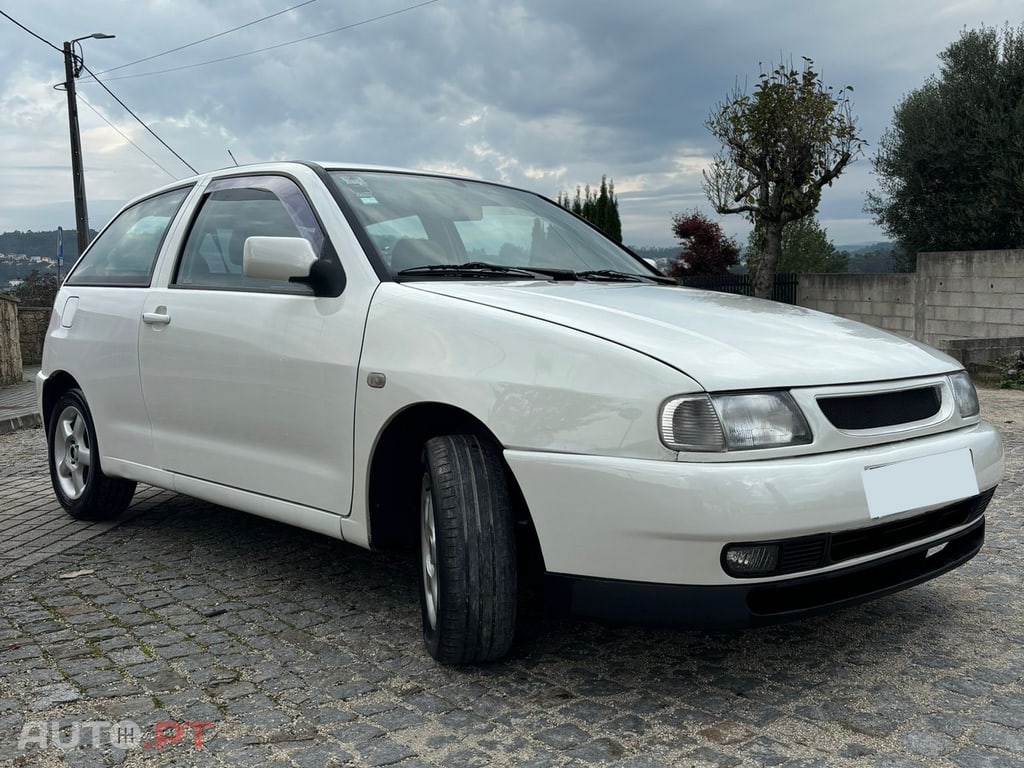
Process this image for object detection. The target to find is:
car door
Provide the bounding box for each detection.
[53,185,193,468]
[138,173,364,515]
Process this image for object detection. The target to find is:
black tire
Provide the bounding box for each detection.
[419,434,517,665]
[47,388,136,521]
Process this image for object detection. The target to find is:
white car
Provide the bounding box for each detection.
[39,162,1003,664]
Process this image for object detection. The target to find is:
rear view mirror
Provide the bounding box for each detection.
[243,236,317,281]
[243,236,345,297]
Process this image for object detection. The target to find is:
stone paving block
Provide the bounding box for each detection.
[2,392,1024,766]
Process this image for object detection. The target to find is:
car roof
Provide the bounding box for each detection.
[119,161,497,209]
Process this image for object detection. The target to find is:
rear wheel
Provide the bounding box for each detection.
[47,388,136,521]
[419,434,517,664]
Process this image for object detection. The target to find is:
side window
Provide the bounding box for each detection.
[174,175,325,292]
[66,186,191,287]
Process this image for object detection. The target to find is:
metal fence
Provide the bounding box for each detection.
[677,273,799,304]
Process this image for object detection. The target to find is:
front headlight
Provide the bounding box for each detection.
[660,391,812,452]
[948,371,980,418]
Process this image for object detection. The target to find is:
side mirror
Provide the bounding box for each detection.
[243,236,346,297]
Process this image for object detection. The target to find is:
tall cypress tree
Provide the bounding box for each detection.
[604,179,622,243]
[556,177,622,243]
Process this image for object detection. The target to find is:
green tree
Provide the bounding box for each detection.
[557,176,623,242]
[748,217,848,273]
[10,269,59,307]
[866,24,1024,266]
[702,58,865,297]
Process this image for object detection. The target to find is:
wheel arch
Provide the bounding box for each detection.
[365,402,545,569]
[41,370,82,433]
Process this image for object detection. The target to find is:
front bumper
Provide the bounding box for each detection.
[545,509,986,627]
[505,420,1003,586]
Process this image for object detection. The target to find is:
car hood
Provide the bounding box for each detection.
[406,281,959,390]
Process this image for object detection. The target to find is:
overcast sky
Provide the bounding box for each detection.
[1,0,1020,248]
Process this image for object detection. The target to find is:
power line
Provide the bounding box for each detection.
[79,63,199,174]
[91,0,440,82]
[94,0,321,76]
[77,93,180,180]
[0,9,62,52]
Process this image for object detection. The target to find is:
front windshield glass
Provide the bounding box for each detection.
[328,171,655,279]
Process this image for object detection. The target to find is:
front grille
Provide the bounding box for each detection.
[830,487,994,562]
[817,386,942,429]
[723,488,995,578]
[776,536,828,575]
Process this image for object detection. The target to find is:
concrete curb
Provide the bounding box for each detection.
[0,411,42,435]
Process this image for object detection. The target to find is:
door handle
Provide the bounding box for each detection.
[142,310,171,325]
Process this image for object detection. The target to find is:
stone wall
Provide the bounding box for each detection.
[798,249,1024,363]
[0,295,23,385]
[17,307,51,367]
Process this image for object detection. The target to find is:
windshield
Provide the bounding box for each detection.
[328,171,657,280]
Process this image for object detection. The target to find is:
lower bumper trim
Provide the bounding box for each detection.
[546,517,985,628]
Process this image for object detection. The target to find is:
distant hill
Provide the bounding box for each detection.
[0,229,99,287]
[837,241,894,254]
[0,229,96,261]
[840,242,901,273]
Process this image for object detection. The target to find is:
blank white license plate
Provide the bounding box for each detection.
[862,448,978,520]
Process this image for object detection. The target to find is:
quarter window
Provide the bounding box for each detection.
[66,186,191,287]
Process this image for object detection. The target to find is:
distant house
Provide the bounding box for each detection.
[8,279,24,289]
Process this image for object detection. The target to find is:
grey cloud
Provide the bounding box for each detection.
[2,0,1021,241]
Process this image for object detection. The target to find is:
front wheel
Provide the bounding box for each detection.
[47,388,136,521]
[419,434,517,665]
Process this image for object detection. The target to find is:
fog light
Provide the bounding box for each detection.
[723,544,780,576]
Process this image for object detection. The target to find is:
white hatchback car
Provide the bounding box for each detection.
[40,162,1003,664]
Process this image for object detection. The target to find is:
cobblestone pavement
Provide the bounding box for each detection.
[1,390,1022,768]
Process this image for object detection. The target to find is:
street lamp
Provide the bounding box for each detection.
[63,33,114,258]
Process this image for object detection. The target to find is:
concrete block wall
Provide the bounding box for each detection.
[798,249,1024,361]
[944,337,1024,369]
[17,307,51,367]
[0,295,23,385]
[916,250,1024,349]
[796,273,916,337]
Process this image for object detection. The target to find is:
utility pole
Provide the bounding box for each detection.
[63,41,89,259]
[62,34,114,259]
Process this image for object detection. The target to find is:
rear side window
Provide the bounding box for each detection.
[66,186,191,287]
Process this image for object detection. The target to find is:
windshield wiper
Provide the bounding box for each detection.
[396,262,674,284]
[396,262,576,280]
[575,269,674,284]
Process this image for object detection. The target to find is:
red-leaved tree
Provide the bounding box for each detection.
[667,211,740,277]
